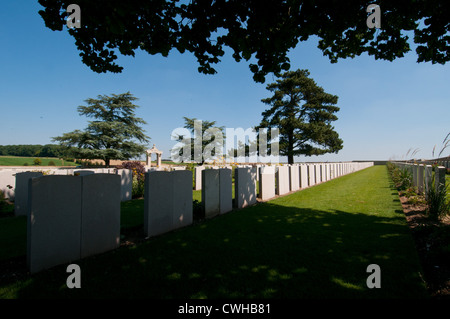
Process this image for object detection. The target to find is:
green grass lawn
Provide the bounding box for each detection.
[0,156,77,166]
[0,165,429,299]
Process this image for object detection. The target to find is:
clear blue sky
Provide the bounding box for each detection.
[1,1,449,163]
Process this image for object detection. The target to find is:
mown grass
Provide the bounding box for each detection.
[0,156,77,166]
[0,166,428,299]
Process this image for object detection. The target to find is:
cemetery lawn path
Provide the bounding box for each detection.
[0,165,429,299]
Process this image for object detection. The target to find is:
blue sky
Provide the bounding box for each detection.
[1,1,449,163]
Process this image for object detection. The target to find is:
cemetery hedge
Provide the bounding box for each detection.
[0,165,429,299]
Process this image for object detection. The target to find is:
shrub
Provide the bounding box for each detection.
[0,190,6,210]
[193,199,205,221]
[119,161,146,198]
[33,158,42,166]
[184,162,196,188]
[23,162,29,166]
[425,179,450,221]
[394,168,413,190]
[387,162,413,191]
[48,161,56,166]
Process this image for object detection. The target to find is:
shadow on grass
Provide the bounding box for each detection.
[8,200,428,299]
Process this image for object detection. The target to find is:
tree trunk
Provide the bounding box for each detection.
[288,129,294,164]
[105,158,110,168]
[288,154,294,165]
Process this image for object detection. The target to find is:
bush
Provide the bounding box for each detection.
[425,179,450,221]
[0,190,6,209]
[193,199,205,221]
[387,162,413,191]
[33,158,42,166]
[23,162,29,166]
[0,190,12,217]
[48,161,56,166]
[119,161,146,198]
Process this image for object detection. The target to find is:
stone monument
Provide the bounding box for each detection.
[146,144,163,168]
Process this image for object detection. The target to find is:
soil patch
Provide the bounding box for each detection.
[399,193,450,299]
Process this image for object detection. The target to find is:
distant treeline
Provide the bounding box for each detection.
[0,144,65,158]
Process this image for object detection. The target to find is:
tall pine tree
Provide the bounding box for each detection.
[258,69,343,164]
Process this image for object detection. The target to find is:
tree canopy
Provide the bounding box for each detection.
[52,92,150,167]
[258,69,343,164]
[38,0,450,83]
[0,144,65,158]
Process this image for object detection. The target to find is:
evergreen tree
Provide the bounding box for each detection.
[52,92,150,167]
[258,69,343,164]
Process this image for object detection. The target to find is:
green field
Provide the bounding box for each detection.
[0,156,77,167]
[0,165,428,299]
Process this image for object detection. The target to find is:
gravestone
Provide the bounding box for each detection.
[417,164,424,194]
[276,166,290,195]
[202,169,220,218]
[424,165,432,193]
[219,168,233,214]
[412,164,418,188]
[15,171,43,216]
[144,170,193,237]
[194,166,205,190]
[80,174,121,259]
[435,166,446,193]
[299,165,308,188]
[289,165,300,192]
[234,167,257,209]
[117,169,133,201]
[259,169,276,201]
[308,165,315,186]
[27,176,82,274]
[74,170,95,176]
[172,170,193,230]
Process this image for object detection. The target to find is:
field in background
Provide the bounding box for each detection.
[0,156,77,167]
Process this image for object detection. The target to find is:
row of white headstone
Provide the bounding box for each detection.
[392,162,447,194]
[257,162,374,201]
[192,162,374,191]
[22,162,373,273]
[152,162,375,235]
[0,168,133,218]
[0,167,131,203]
[411,160,450,169]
